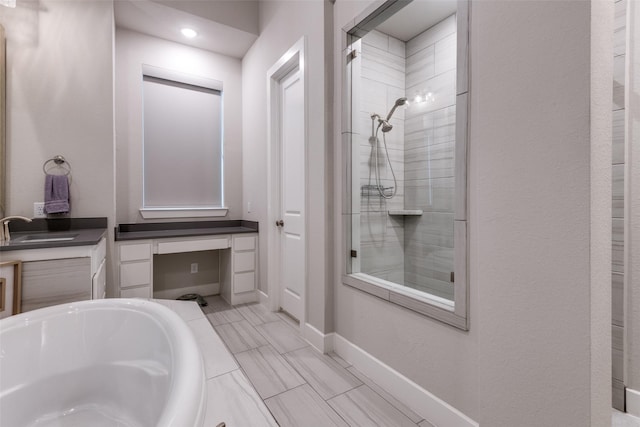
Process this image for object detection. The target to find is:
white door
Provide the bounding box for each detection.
[277,67,305,322]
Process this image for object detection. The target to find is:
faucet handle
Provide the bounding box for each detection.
[0,215,33,242]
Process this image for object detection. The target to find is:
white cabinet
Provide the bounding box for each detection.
[117,241,152,298]
[221,234,258,305]
[115,233,258,305]
[5,237,107,313]
[92,258,106,299]
[21,258,92,312]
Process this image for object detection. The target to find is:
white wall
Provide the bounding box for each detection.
[115,28,243,223]
[1,0,114,221]
[333,1,611,425]
[0,0,115,294]
[241,0,332,332]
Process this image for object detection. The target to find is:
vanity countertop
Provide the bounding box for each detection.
[0,218,108,252]
[114,220,259,241]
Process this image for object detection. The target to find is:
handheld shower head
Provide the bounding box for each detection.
[380,120,393,133]
[385,97,408,121]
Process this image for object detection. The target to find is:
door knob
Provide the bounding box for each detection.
[276,220,284,227]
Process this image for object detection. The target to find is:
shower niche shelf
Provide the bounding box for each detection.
[387,210,423,216]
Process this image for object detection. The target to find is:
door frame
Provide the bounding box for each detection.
[266,38,307,328]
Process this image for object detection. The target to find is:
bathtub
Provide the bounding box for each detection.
[0,299,206,427]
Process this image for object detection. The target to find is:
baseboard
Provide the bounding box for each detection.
[258,290,269,305]
[303,323,335,353]
[333,334,478,427]
[152,283,219,300]
[627,387,640,417]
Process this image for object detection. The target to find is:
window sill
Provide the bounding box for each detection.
[140,207,229,219]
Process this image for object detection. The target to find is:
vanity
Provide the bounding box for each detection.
[115,220,259,305]
[0,218,108,312]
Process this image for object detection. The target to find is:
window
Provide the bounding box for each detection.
[141,65,226,218]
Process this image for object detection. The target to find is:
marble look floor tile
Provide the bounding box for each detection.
[265,384,348,427]
[201,295,232,314]
[328,384,419,427]
[276,310,300,328]
[284,346,362,400]
[328,351,351,368]
[235,345,305,399]
[153,299,203,322]
[347,367,423,423]
[187,318,238,379]
[255,320,309,354]
[204,370,278,427]
[215,319,268,354]
[237,303,281,326]
[206,308,244,326]
[613,410,640,427]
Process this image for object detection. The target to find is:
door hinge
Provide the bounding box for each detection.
[350,250,358,258]
[450,271,455,283]
[347,50,358,62]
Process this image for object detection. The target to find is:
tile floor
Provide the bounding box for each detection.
[154,298,277,427]
[614,410,640,427]
[162,296,640,427]
[200,295,435,427]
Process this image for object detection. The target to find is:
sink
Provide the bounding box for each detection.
[13,233,78,243]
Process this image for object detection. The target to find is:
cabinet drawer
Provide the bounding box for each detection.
[234,271,255,294]
[120,243,151,262]
[234,235,256,251]
[157,237,229,254]
[234,252,255,273]
[120,262,151,288]
[120,286,151,299]
[22,258,92,312]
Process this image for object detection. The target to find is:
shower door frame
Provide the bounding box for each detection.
[341,0,470,330]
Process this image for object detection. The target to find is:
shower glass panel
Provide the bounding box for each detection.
[349,1,457,302]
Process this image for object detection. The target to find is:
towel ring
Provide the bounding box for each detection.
[43,155,71,176]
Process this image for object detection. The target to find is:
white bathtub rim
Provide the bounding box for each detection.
[0,298,206,427]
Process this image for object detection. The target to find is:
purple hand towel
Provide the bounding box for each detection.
[44,174,70,214]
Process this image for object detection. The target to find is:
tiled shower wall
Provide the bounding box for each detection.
[612,0,626,411]
[404,15,457,300]
[358,15,457,299]
[358,30,406,284]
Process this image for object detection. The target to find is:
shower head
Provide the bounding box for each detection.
[385,97,408,121]
[380,120,393,133]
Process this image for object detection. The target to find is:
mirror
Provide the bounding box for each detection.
[343,0,469,329]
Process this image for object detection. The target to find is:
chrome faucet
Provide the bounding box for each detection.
[0,216,33,242]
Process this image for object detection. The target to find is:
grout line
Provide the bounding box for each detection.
[263,382,308,402]
[347,366,425,424]
[201,302,421,426]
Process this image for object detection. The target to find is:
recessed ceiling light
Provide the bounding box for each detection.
[181,28,197,39]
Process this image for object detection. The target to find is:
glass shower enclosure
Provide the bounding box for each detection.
[349,3,458,303]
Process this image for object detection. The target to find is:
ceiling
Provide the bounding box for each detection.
[114,0,259,59]
[113,0,458,59]
[376,0,458,42]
